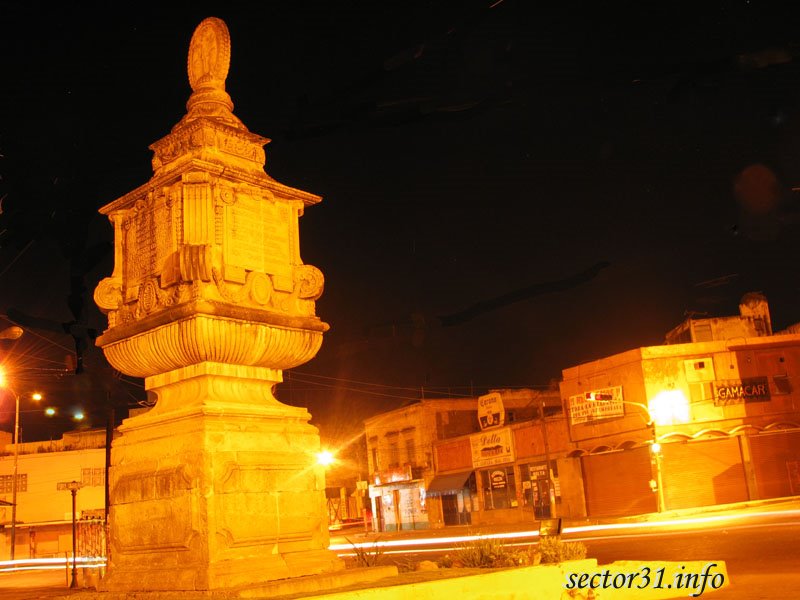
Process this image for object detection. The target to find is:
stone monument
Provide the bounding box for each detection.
[93,17,343,591]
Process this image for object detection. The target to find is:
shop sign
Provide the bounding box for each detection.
[470,427,515,468]
[714,378,770,406]
[528,462,548,480]
[478,392,504,430]
[568,386,624,425]
[490,469,507,489]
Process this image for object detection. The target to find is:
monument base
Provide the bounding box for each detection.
[100,362,344,592]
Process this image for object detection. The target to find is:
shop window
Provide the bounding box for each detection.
[693,322,712,342]
[0,473,26,493]
[773,375,792,395]
[405,438,416,465]
[389,442,400,467]
[689,382,713,403]
[480,466,516,510]
[371,447,379,471]
[81,467,105,487]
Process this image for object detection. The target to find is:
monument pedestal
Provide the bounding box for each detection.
[100,362,344,592]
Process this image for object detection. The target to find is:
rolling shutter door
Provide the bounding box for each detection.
[661,437,747,510]
[582,448,656,517]
[748,431,800,499]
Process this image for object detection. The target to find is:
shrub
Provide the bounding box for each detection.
[507,545,542,567]
[437,554,454,568]
[455,536,506,568]
[453,538,545,568]
[537,536,587,564]
[345,536,385,567]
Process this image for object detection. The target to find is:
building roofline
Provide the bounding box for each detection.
[562,332,800,378]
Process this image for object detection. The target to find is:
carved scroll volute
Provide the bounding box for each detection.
[94,277,123,314]
[94,212,125,314]
[294,265,324,300]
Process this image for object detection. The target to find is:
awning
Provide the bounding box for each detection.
[426,471,473,495]
[0,500,13,507]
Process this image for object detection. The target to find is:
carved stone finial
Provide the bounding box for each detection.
[188,17,230,91]
[181,17,244,130]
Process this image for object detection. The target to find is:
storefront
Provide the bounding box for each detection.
[426,471,475,526]
[661,437,748,510]
[748,430,800,498]
[582,447,657,517]
[520,460,560,518]
[368,479,428,531]
[431,416,580,526]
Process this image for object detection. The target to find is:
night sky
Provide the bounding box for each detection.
[1,1,800,444]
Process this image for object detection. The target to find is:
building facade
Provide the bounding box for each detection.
[560,295,800,517]
[364,390,547,531]
[0,429,107,560]
[431,412,586,527]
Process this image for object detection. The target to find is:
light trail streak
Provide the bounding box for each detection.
[331,509,800,552]
[0,556,106,573]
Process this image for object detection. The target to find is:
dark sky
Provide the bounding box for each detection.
[1,1,800,442]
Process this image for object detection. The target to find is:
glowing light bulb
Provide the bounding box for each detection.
[316,450,335,466]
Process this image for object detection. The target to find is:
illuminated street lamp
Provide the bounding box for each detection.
[0,357,44,560]
[6,385,44,560]
[316,450,335,467]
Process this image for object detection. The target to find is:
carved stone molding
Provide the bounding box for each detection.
[100,312,324,378]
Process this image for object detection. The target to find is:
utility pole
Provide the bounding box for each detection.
[540,398,556,518]
[10,391,20,561]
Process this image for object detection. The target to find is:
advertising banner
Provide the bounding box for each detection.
[470,427,515,468]
[478,392,505,430]
[568,386,624,425]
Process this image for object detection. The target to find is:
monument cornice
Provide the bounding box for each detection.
[97,298,329,347]
[99,157,321,217]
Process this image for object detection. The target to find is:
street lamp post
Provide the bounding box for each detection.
[539,398,557,519]
[585,396,666,512]
[11,392,19,561]
[0,325,24,560]
[10,389,20,561]
[65,480,83,589]
[6,388,43,561]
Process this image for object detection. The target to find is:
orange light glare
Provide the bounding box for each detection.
[316,450,335,466]
[32,393,43,401]
[648,390,690,426]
